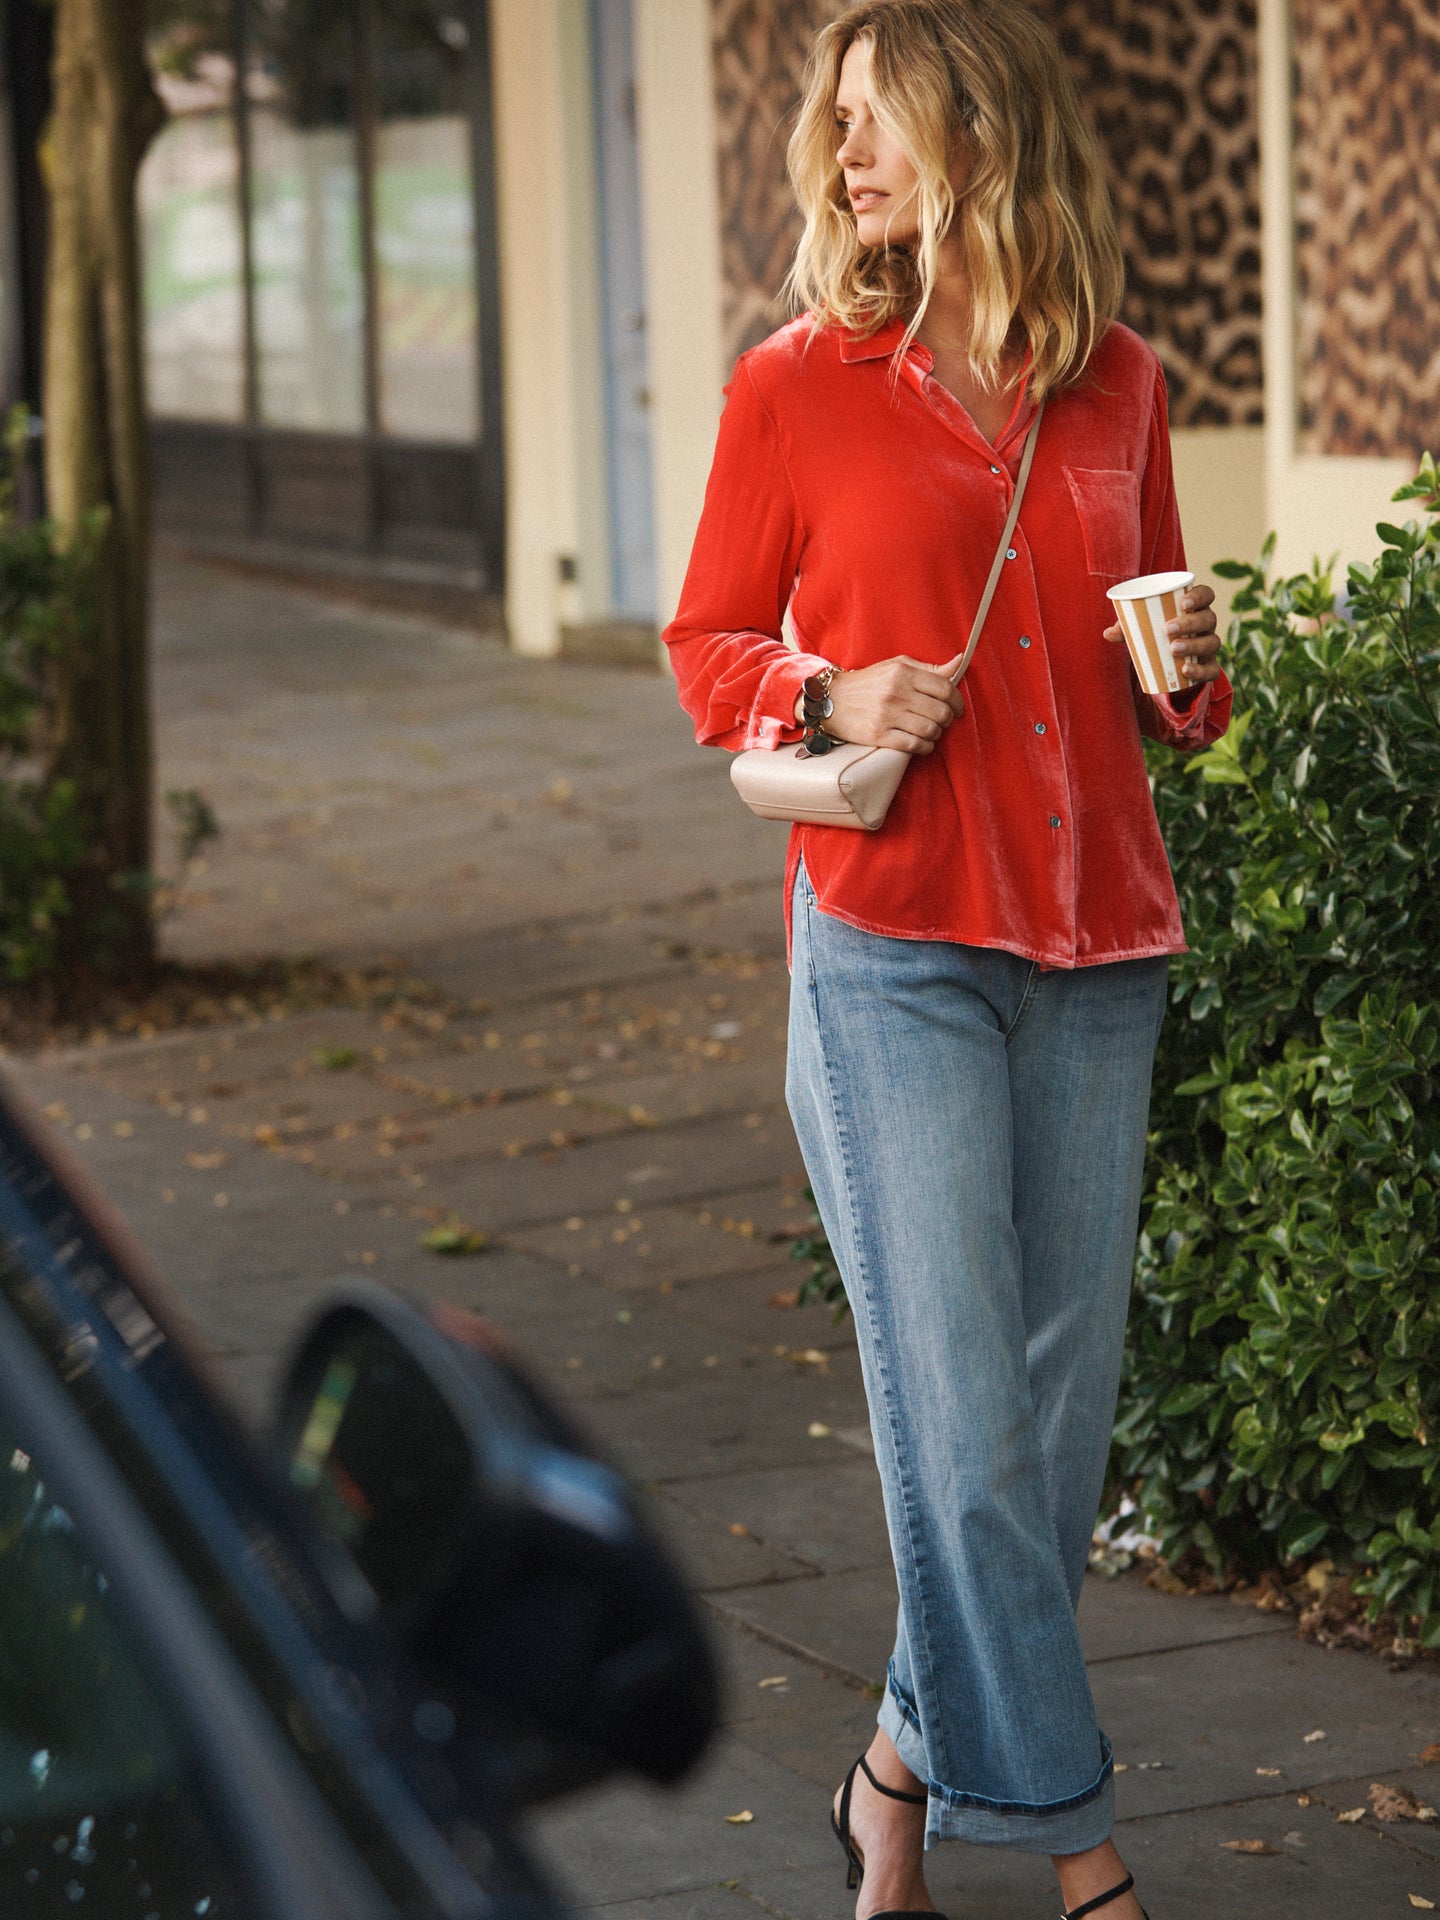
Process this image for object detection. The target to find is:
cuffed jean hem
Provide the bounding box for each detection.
[880,1670,1116,1856]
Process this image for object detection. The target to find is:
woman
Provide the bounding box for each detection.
[663,4,1231,1917]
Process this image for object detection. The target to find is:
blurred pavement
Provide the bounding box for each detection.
[6,556,1439,1920]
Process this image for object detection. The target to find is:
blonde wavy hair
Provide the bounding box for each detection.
[784,0,1126,403]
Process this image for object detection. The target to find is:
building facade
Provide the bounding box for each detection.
[496,0,1439,658]
[1,0,1434,655]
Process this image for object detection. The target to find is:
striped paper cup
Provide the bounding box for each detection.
[1105,570,1194,697]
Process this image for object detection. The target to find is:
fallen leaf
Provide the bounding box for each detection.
[1303,1729,1327,1744]
[1408,1897,1435,1910]
[1336,1808,1366,1824]
[1369,1783,1434,1824]
[314,1046,357,1069]
[420,1216,487,1256]
[768,1288,800,1309]
[807,1422,833,1439]
[1420,1744,1440,1766]
[756,1677,789,1690]
[724,1810,754,1825]
[1220,1839,1280,1855]
[1296,1794,1312,1807]
[728,1523,750,1538]
[1144,1565,1188,1596]
[185,1150,227,1170]
[1256,1767,1283,1778]
[1304,1559,1335,1593]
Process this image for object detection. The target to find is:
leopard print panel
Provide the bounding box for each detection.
[1293,0,1440,460]
[711,0,1264,429]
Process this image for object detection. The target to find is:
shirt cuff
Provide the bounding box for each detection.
[742,650,835,750]
[1151,679,1214,736]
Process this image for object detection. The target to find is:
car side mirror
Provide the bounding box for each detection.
[274,1283,718,1809]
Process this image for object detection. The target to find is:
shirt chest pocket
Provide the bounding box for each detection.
[1063,466,1142,581]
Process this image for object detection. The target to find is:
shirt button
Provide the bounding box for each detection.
[1049,814,1062,828]
[1006,547,1017,560]
[990,464,1001,474]
[1018,634,1032,648]
[1034,721,1047,735]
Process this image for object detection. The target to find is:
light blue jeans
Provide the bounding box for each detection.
[785,861,1169,1854]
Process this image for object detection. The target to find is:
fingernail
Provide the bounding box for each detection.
[1165,620,1179,636]
[1181,595,1194,611]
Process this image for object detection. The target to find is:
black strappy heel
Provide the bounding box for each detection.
[829,1752,949,1919]
[1061,1872,1149,1920]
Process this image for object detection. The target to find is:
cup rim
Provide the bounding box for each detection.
[1106,569,1195,602]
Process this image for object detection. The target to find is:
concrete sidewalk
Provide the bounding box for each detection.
[6,558,1439,1920]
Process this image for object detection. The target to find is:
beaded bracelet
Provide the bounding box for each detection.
[799,665,842,757]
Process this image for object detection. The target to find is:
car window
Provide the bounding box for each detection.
[0,1424,249,1917]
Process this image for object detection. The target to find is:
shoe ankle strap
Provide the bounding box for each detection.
[859,1754,928,1806]
[1062,1872,1134,1920]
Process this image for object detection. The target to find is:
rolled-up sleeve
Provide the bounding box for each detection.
[1131,359,1233,751]
[663,357,828,752]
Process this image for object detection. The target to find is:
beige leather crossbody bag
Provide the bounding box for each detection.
[729,398,1046,831]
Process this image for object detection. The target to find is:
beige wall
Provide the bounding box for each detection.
[489,0,610,657]
[1172,427,1267,628]
[491,0,724,656]
[633,0,727,635]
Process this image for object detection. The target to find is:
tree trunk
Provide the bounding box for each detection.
[42,0,163,977]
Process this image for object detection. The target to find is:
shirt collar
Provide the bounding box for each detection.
[837,317,913,363]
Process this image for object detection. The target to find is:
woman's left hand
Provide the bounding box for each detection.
[1103,582,1223,687]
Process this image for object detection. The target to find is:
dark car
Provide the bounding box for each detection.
[0,1070,719,1918]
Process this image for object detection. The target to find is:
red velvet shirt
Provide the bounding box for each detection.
[663,314,1233,968]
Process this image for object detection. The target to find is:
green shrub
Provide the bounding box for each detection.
[0,409,96,983]
[1118,453,1440,1638]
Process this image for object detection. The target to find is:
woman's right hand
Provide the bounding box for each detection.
[801,655,967,755]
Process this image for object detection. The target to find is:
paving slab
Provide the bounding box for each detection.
[400,1111,806,1236]
[512,1195,810,1293]
[1078,1572,1294,1663]
[579,1368,870,1487]
[643,1492,818,1597]
[1306,1770,1440,1860]
[1112,1788,1440,1920]
[662,1459,892,1577]
[415,888,788,1010]
[706,1567,897,1688]
[566,1892,759,1920]
[1093,1630,1440,1818]
[529,1737,837,1907]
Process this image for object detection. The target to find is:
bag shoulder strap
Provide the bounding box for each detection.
[951,396,1046,686]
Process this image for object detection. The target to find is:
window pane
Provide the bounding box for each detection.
[140,63,246,422]
[0,1437,250,1913]
[248,1,365,433]
[374,3,479,443]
